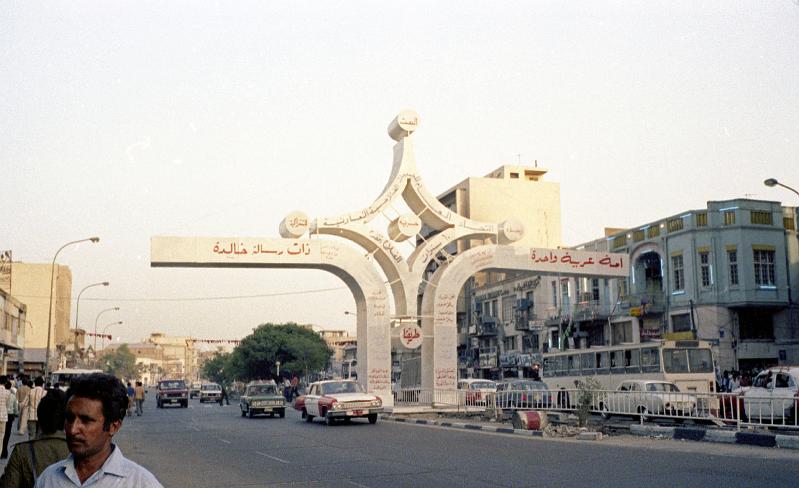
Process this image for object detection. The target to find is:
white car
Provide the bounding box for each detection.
[294,380,383,425]
[599,380,697,421]
[457,378,497,406]
[199,383,223,403]
[739,366,799,424]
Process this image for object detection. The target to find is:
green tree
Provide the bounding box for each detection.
[100,344,139,380]
[201,352,231,385]
[227,322,332,381]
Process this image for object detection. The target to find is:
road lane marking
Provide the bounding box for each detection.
[345,480,370,488]
[255,451,290,464]
[219,439,231,444]
[190,426,201,431]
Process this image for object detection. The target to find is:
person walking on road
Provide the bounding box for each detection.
[2,377,18,458]
[26,377,45,439]
[16,378,30,436]
[134,381,146,416]
[218,385,230,406]
[290,375,299,401]
[0,389,70,487]
[126,382,135,417]
[34,373,164,487]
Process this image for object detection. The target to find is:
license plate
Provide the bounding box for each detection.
[262,407,272,411]
[168,399,177,403]
[347,410,364,416]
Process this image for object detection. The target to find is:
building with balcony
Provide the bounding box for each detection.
[465,198,799,378]
[0,287,26,374]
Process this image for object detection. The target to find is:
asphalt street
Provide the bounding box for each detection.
[86,396,798,488]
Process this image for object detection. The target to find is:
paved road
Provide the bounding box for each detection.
[97,396,798,488]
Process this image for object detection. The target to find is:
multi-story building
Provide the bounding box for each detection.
[421,164,562,381]
[318,329,357,376]
[2,262,73,374]
[0,287,26,374]
[145,332,196,380]
[466,198,799,378]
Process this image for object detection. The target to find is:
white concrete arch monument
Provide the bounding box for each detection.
[151,110,629,404]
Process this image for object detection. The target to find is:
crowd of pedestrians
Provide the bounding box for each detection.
[717,369,758,392]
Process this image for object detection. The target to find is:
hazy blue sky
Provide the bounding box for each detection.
[2,1,797,347]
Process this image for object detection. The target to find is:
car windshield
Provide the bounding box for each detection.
[160,381,184,389]
[247,385,276,395]
[646,383,680,392]
[504,382,546,391]
[321,382,363,395]
[471,381,496,390]
[202,384,220,390]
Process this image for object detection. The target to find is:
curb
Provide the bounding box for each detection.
[628,424,799,450]
[382,415,547,439]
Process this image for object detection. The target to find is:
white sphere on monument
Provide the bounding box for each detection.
[387,110,420,141]
[279,211,310,238]
[388,214,422,242]
[499,219,524,244]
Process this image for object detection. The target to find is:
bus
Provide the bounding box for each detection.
[541,340,716,395]
[50,368,103,390]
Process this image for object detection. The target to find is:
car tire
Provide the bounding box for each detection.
[326,415,335,426]
[182,401,188,408]
[157,400,162,409]
[600,403,611,420]
[248,409,254,418]
[303,410,313,423]
[241,408,246,417]
[278,409,285,418]
[368,413,378,424]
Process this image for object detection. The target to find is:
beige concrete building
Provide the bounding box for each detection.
[145,332,196,381]
[0,287,26,374]
[2,262,73,374]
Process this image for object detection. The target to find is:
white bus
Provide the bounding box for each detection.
[50,368,103,390]
[541,340,716,395]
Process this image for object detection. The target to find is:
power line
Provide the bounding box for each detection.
[9,286,347,303]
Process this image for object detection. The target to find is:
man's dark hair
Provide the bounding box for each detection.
[67,373,128,430]
[37,390,66,435]
[34,376,44,387]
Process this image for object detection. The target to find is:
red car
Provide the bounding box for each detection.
[295,380,383,425]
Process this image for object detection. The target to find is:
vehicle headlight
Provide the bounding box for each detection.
[371,399,382,407]
[332,402,344,410]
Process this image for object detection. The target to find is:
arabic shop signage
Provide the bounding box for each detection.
[399,324,423,349]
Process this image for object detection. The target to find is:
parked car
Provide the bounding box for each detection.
[496,379,551,409]
[457,379,497,406]
[240,380,285,418]
[199,383,223,403]
[156,379,189,408]
[739,366,799,424]
[190,381,202,399]
[294,380,382,425]
[599,380,697,421]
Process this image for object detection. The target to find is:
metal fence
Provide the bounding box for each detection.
[394,387,799,430]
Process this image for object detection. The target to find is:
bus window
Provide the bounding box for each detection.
[580,353,594,375]
[595,352,609,375]
[641,347,660,373]
[567,355,577,374]
[624,349,641,374]
[610,350,625,374]
[663,348,689,373]
[687,349,713,373]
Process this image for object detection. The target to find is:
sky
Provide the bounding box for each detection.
[2,1,798,347]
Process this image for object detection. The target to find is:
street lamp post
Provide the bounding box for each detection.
[45,237,100,377]
[101,321,124,351]
[764,178,799,199]
[74,281,109,359]
[93,306,119,353]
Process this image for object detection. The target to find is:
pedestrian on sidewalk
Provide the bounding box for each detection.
[16,378,30,436]
[26,377,45,439]
[2,377,18,458]
[126,382,135,417]
[134,381,146,416]
[0,376,9,458]
[0,389,69,487]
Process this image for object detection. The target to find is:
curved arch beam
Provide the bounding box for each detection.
[150,236,393,405]
[420,245,629,390]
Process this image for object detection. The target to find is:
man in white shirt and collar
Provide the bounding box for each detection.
[35,373,163,487]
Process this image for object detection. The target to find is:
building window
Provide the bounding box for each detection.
[633,229,645,242]
[510,172,519,179]
[753,249,775,286]
[591,279,600,301]
[504,336,517,351]
[672,313,692,333]
[502,296,514,323]
[699,251,712,287]
[671,255,685,291]
[783,217,795,230]
[750,211,773,225]
[667,218,684,233]
[695,213,708,227]
[738,309,774,340]
[727,250,739,286]
[723,211,736,226]
[612,235,627,249]
[647,226,661,238]
[551,281,558,308]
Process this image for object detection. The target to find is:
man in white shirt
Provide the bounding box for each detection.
[34,373,163,487]
[27,376,46,439]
